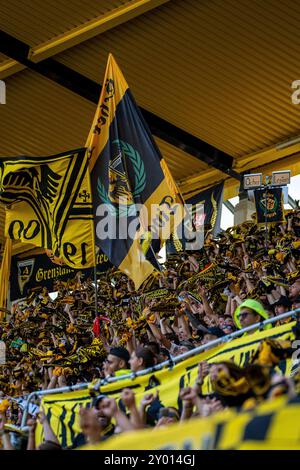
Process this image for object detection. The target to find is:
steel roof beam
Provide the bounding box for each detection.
[0,0,171,78]
[0,30,240,180]
[223,200,235,214]
[288,195,297,209]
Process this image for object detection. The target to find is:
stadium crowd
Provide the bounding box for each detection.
[1,208,300,449]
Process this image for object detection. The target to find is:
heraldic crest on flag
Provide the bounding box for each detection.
[87,54,185,288]
[17,259,35,295]
[186,182,224,235]
[0,148,95,269]
[254,187,285,224]
[166,182,223,256]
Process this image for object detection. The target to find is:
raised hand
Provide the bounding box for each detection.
[27,417,37,433]
[140,391,158,409]
[0,412,6,432]
[121,388,136,409]
[197,285,207,297]
[37,407,47,424]
[100,397,118,418]
[179,386,198,406]
[197,361,210,385]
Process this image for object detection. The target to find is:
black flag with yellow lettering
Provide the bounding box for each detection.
[87,54,184,289]
[0,149,95,269]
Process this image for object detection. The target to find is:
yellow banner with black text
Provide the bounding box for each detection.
[36,322,297,448]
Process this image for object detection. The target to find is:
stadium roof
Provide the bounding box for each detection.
[1,0,300,254]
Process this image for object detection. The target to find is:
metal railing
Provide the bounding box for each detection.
[20,307,300,428]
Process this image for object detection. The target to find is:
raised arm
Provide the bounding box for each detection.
[0,413,14,450]
[121,388,144,430]
[143,307,172,350]
[197,285,215,318]
[101,398,135,432]
[26,417,37,450]
[38,407,60,445]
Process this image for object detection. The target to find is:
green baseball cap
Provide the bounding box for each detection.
[234,299,271,330]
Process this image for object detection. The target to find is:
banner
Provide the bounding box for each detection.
[0,149,95,269]
[166,182,223,256]
[186,182,224,234]
[35,389,91,448]
[82,394,300,450]
[86,54,185,289]
[36,321,296,448]
[9,252,111,301]
[254,187,285,224]
[0,237,12,311]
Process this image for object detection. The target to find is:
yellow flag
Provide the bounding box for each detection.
[0,149,94,269]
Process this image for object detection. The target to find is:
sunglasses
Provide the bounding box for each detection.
[158,408,179,420]
[238,311,252,319]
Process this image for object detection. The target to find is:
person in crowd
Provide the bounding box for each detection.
[201,327,226,345]
[272,295,292,325]
[129,346,156,373]
[103,347,131,378]
[155,406,180,428]
[1,208,299,448]
[289,279,300,301]
[71,393,116,448]
[233,299,271,334]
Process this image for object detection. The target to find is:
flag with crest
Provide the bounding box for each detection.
[254,187,285,224]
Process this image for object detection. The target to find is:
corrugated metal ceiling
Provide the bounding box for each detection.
[54,0,300,159]
[154,137,208,180]
[1,0,300,255]
[0,0,131,46]
[0,69,95,156]
[0,52,8,61]
[0,69,203,181]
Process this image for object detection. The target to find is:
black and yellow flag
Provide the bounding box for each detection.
[254,187,285,224]
[0,149,95,269]
[87,54,184,289]
[186,182,224,232]
[166,182,223,255]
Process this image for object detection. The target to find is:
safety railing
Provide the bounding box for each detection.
[20,307,300,428]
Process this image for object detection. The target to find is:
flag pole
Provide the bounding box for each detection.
[0,237,12,317]
[85,148,99,319]
[93,247,98,319]
[264,177,270,253]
